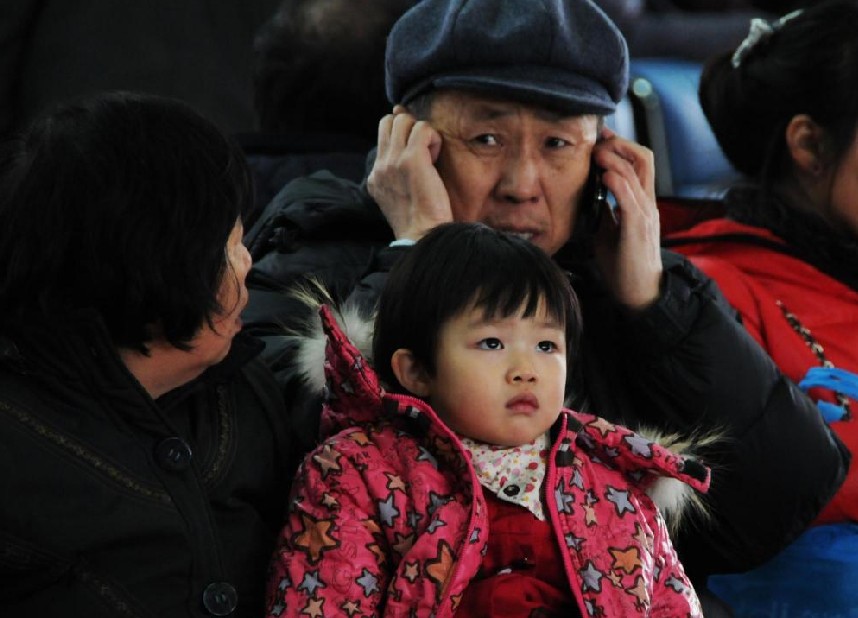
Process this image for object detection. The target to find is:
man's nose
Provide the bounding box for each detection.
[497,147,541,204]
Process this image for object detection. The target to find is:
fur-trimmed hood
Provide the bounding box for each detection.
[284,293,710,527]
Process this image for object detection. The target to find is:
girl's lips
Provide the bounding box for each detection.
[506,393,539,413]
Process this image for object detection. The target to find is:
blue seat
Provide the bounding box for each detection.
[604,94,636,142]
[628,58,741,198]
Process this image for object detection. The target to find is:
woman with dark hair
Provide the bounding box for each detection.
[664,1,858,613]
[0,92,295,616]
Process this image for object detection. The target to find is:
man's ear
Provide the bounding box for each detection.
[785,114,830,176]
[390,349,432,397]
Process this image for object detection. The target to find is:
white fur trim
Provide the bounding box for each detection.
[292,310,326,393]
[636,425,718,534]
[648,476,697,521]
[285,282,376,393]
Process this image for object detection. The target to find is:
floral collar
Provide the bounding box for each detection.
[460,433,549,521]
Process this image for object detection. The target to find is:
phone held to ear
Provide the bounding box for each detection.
[592,167,618,228]
[571,161,619,243]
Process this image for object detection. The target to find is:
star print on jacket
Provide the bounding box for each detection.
[265,305,711,617]
[292,514,339,564]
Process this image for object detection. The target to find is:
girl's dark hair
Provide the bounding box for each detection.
[373,222,582,395]
[699,0,858,190]
[0,91,252,351]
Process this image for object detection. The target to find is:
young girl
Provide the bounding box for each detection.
[266,222,708,617]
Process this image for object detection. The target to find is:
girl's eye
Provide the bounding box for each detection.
[537,340,558,353]
[478,337,504,350]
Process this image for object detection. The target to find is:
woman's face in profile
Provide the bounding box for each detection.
[828,130,858,236]
[190,219,252,367]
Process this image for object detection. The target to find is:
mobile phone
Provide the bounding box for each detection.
[592,168,618,228]
[570,160,618,248]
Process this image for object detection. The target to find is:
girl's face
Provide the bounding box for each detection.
[424,299,567,447]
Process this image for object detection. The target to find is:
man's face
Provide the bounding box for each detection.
[429,90,599,255]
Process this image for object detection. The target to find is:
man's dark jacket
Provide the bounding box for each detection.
[0,313,296,617]
[243,171,848,583]
[236,132,373,226]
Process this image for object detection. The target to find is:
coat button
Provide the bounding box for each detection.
[155,437,192,472]
[503,484,521,497]
[202,581,238,616]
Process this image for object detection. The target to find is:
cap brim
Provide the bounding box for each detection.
[402,65,617,116]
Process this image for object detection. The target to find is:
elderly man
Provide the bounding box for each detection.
[245,0,846,612]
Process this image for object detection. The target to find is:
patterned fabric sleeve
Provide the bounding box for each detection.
[265,439,389,618]
[648,508,704,617]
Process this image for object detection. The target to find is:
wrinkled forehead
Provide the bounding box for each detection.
[427,90,601,133]
[431,89,592,119]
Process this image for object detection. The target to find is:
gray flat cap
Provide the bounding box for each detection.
[385,0,629,115]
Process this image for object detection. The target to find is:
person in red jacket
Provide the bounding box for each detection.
[664,1,858,613]
[267,222,710,617]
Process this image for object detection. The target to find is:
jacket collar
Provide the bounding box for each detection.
[725,186,858,291]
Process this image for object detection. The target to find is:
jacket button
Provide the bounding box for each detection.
[202,581,238,616]
[155,437,192,472]
[503,484,521,497]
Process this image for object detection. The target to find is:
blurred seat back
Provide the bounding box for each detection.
[629,58,741,198]
[604,94,636,141]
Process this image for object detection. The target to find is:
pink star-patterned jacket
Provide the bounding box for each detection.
[265,306,710,617]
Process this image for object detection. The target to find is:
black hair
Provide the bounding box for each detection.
[373,222,582,396]
[0,91,252,351]
[699,0,858,192]
[253,0,414,138]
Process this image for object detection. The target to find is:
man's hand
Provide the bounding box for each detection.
[367,106,453,241]
[591,128,662,311]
